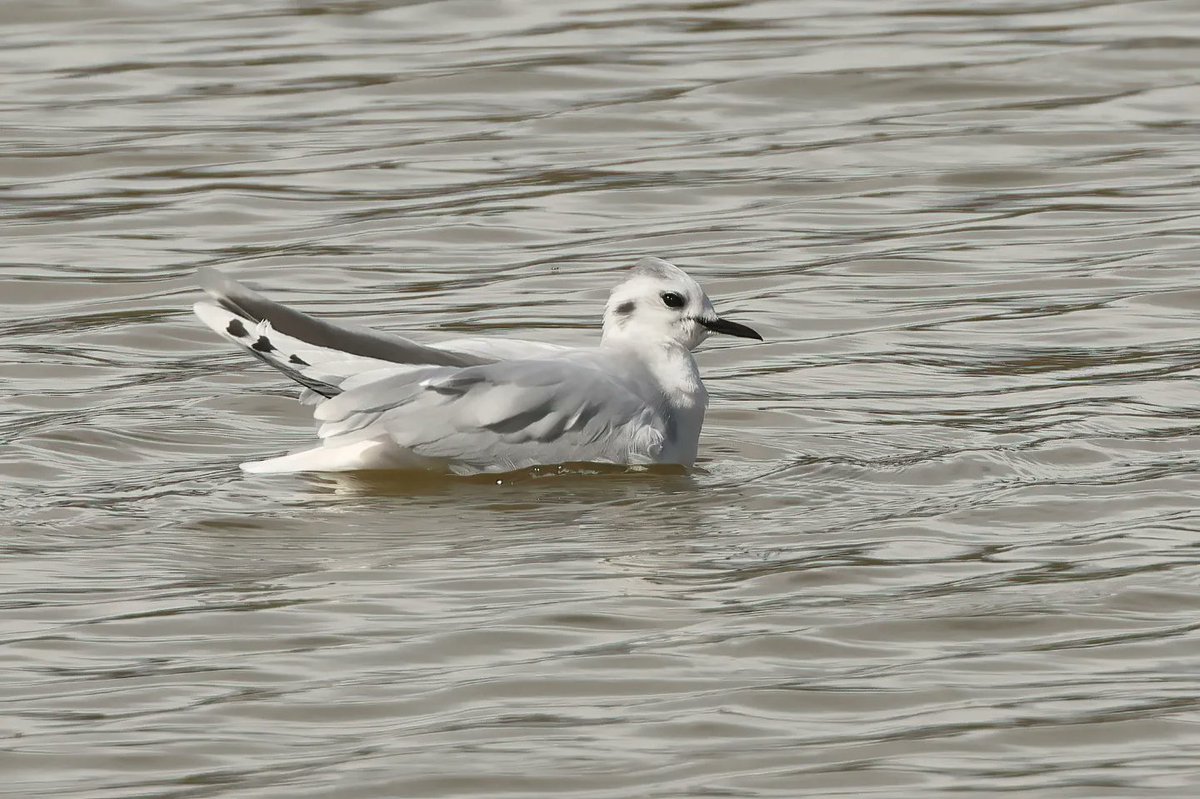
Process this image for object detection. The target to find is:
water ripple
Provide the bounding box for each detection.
[4,0,1200,797]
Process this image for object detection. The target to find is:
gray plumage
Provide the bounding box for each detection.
[311,354,668,474]
[198,267,490,369]
[192,258,761,475]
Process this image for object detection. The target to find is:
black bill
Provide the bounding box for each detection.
[699,316,763,341]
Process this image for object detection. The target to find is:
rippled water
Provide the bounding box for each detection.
[5,0,1200,796]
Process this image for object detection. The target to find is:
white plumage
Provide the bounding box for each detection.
[193,257,761,475]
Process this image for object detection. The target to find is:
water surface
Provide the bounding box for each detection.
[4,0,1200,796]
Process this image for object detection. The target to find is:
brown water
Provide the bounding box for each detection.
[4,0,1200,796]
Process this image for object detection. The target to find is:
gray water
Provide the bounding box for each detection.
[4,1,1200,796]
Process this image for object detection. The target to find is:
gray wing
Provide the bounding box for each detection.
[198,267,488,369]
[312,356,668,473]
[195,270,583,408]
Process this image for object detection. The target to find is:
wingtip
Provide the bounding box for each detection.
[192,300,225,328]
[192,301,241,339]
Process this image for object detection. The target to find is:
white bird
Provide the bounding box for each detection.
[193,257,762,475]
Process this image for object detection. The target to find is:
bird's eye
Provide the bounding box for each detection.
[661,291,685,309]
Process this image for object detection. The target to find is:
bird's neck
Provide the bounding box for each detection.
[604,336,708,412]
[601,334,708,467]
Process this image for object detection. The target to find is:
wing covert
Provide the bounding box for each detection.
[312,355,667,473]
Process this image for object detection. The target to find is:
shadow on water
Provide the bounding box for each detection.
[307,461,695,498]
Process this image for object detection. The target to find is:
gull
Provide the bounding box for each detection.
[193,257,762,475]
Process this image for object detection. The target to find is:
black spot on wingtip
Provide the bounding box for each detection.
[226,318,248,337]
[289,354,308,366]
[251,335,276,353]
[614,300,635,316]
